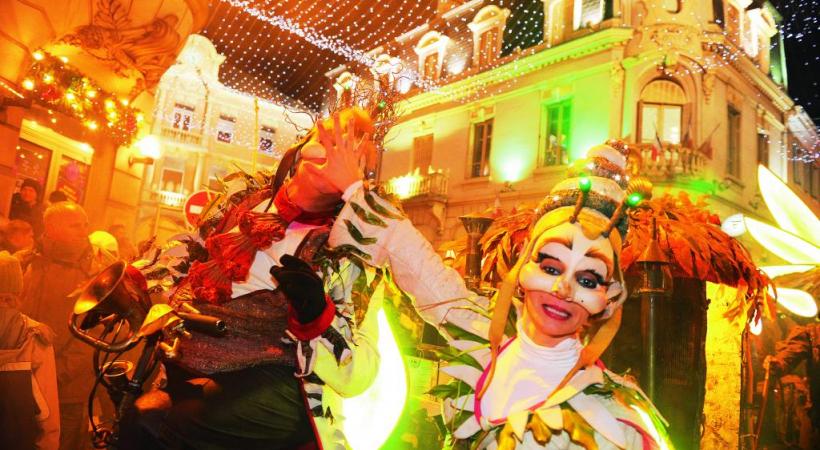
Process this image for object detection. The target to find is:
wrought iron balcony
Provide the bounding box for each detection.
[160,126,203,146]
[632,143,710,182]
[383,169,449,200]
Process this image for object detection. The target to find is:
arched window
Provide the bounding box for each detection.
[468,5,510,67]
[414,31,449,81]
[638,80,686,144]
[573,0,604,30]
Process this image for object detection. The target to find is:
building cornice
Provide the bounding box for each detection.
[401,28,634,113]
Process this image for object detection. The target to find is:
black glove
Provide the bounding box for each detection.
[270,254,327,324]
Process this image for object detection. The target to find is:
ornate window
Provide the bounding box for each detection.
[468,5,510,67]
[573,0,604,30]
[638,80,686,145]
[470,119,493,178]
[259,126,276,156]
[540,99,572,167]
[370,54,402,91]
[727,106,741,178]
[415,31,449,82]
[216,115,236,144]
[172,103,194,131]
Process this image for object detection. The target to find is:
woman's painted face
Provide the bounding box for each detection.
[518,222,621,337]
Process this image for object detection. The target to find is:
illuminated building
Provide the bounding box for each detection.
[134,35,314,243]
[325,0,818,247]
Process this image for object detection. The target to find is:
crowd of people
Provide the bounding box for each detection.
[1,182,138,450]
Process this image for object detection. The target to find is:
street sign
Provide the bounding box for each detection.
[184,190,218,228]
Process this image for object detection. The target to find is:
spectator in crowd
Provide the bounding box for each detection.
[0,219,34,254]
[107,224,138,262]
[0,251,60,450]
[19,202,96,450]
[47,190,68,206]
[9,179,45,238]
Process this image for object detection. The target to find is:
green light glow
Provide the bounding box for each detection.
[626,193,642,207]
[578,177,591,193]
[758,165,820,247]
[491,151,532,183]
[343,309,407,450]
[744,217,820,264]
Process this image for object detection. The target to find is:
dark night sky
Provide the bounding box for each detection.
[775,0,820,122]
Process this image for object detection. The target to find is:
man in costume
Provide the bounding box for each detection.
[328,141,671,449]
[127,109,393,450]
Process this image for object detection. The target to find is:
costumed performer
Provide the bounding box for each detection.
[125,108,396,450]
[326,140,672,449]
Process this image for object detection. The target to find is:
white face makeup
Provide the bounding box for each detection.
[518,222,620,315]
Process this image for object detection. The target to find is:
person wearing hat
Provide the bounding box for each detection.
[9,178,45,238]
[0,251,60,450]
[327,141,671,449]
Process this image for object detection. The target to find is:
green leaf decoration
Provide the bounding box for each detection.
[344,219,378,245]
[364,190,404,220]
[435,348,484,371]
[350,202,387,227]
[427,379,472,399]
[442,321,489,345]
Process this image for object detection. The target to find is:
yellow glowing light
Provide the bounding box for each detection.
[85,120,98,130]
[760,265,815,278]
[744,217,820,264]
[108,111,118,120]
[59,56,68,63]
[343,309,407,450]
[136,113,145,123]
[776,288,818,317]
[32,51,44,61]
[758,165,820,246]
[120,98,129,106]
[104,99,116,110]
[388,169,421,199]
[136,135,162,159]
[65,92,76,102]
[86,89,97,99]
[42,73,53,83]
[22,79,35,90]
[50,118,57,124]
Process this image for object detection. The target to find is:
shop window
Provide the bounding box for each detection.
[470,119,493,178]
[540,99,572,167]
[639,80,686,145]
[14,140,52,194]
[216,115,236,143]
[172,103,194,131]
[56,156,90,204]
[259,126,276,156]
[727,106,741,178]
[412,134,434,171]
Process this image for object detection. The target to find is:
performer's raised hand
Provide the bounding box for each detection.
[285,112,374,213]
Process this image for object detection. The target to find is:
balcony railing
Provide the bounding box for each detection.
[160,126,202,146]
[384,169,449,200]
[634,143,709,182]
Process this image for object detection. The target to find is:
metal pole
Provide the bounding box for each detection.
[642,291,658,401]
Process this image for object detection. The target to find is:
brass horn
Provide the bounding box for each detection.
[70,261,151,352]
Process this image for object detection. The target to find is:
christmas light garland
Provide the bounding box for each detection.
[21,50,142,146]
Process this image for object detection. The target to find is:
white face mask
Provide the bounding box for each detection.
[518,222,623,315]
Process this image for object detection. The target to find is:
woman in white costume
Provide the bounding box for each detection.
[330,140,672,449]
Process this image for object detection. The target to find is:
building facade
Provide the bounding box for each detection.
[326,0,818,248]
[135,35,314,244]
